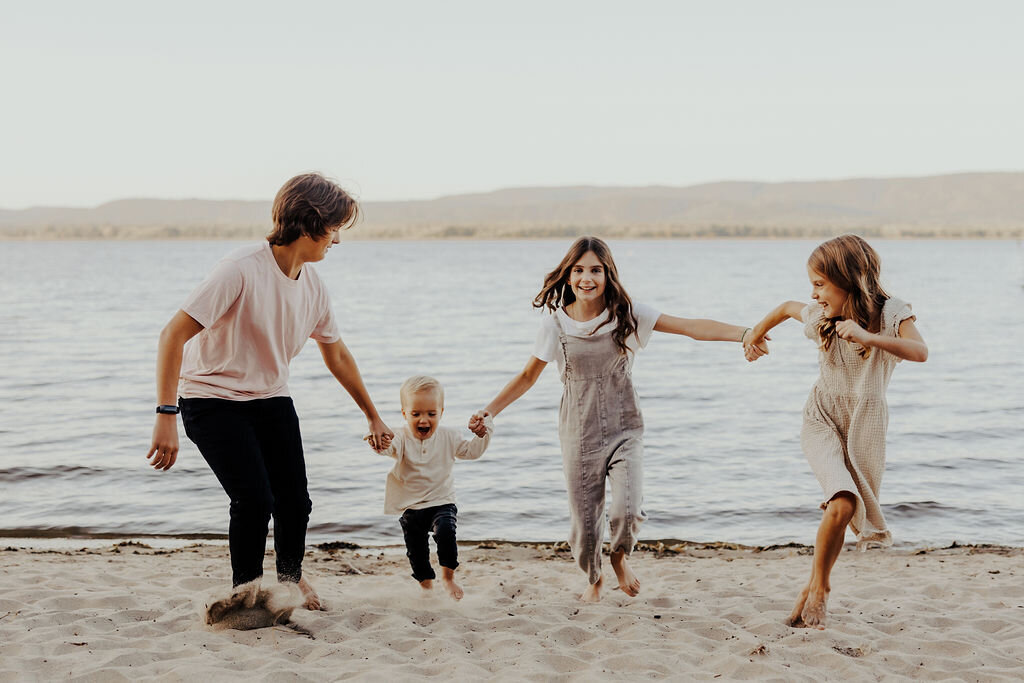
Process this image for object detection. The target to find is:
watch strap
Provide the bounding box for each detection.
[156,404,180,415]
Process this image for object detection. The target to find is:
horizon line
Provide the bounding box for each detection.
[3,169,1022,213]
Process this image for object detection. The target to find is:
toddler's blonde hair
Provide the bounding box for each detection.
[400,375,444,408]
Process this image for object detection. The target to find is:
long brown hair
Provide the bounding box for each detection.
[808,234,889,359]
[533,236,638,355]
[268,172,360,246]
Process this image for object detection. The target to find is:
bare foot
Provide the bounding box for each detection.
[297,576,325,611]
[441,568,463,600]
[786,582,810,627]
[610,550,640,597]
[442,577,463,601]
[419,579,434,591]
[800,588,829,629]
[580,576,603,603]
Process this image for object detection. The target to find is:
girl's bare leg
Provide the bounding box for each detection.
[789,492,856,629]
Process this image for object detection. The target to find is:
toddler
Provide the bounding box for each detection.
[369,375,491,600]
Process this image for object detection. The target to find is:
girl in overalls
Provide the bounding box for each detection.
[475,236,763,602]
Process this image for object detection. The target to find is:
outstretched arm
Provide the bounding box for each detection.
[481,356,548,418]
[653,314,750,342]
[147,310,204,471]
[751,301,806,336]
[654,313,770,361]
[836,317,928,362]
[317,339,394,450]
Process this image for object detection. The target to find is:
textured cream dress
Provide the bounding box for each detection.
[800,297,915,549]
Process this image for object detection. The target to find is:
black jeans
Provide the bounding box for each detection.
[180,396,311,587]
[399,503,459,582]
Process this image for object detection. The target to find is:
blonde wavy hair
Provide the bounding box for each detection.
[808,234,889,359]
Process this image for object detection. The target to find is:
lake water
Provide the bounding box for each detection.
[1,239,1022,548]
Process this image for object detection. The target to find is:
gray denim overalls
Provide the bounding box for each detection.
[554,314,647,585]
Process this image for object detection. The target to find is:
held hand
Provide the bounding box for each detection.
[835,319,871,346]
[742,331,771,363]
[468,410,490,438]
[147,415,179,471]
[365,417,394,453]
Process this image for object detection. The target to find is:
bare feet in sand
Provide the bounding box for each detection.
[580,576,603,603]
[787,582,828,629]
[441,568,463,601]
[786,582,810,627]
[419,579,434,591]
[297,576,325,611]
[800,588,829,629]
[610,550,640,597]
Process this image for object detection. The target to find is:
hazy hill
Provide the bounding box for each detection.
[2,172,1022,239]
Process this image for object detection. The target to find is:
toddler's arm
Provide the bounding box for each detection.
[455,415,494,461]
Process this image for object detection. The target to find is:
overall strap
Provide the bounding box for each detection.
[552,310,572,380]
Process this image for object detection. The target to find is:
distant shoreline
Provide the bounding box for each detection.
[3,173,1024,240]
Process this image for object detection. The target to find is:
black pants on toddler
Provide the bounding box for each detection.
[399,503,459,582]
[180,396,312,587]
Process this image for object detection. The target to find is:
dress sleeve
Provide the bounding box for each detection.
[455,416,493,461]
[532,314,560,363]
[885,298,915,337]
[884,298,915,363]
[181,259,244,328]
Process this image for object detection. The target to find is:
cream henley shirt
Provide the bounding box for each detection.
[378,417,494,515]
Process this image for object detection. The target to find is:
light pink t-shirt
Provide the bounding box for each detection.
[178,242,341,400]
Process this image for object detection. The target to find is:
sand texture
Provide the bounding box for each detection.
[1,541,1022,681]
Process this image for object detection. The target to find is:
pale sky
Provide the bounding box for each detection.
[2,0,1021,209]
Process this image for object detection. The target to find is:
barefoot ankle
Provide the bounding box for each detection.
[440,570,463,600]
[580,576,603,603]
[610,550,640,597]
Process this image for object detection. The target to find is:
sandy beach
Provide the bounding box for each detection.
[1,540,1022,681]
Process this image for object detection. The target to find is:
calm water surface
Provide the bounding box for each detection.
[1,239,1021,547]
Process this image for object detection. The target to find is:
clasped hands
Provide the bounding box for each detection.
[467,410,489,438]
[363,410,490,451]
[742,330,771,363]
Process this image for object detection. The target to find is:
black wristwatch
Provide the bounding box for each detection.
[155,405,180,415]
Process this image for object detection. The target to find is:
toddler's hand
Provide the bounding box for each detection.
[363,432,393,452]
[468,410,490,437]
